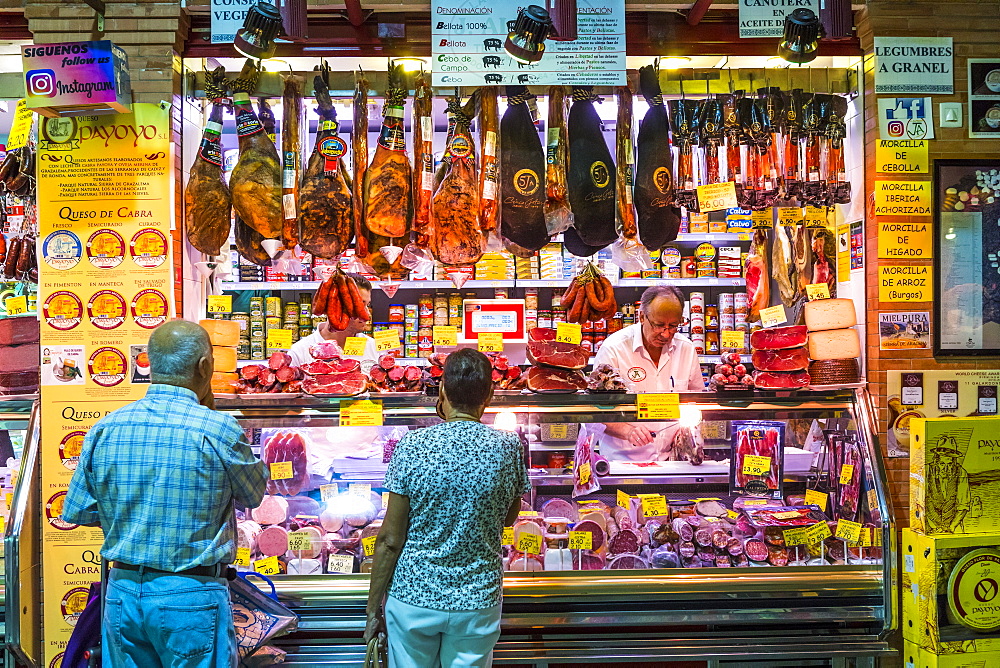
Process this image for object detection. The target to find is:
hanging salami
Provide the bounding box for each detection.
[184,67,231,256]
[281,74,304,249]
[499,86,548,252]
[431,97,483,266]
[635,65,679,251]
[567,87,616,248]
[364,64,412,240]
[615,85,637,240]
[352,70,370,259]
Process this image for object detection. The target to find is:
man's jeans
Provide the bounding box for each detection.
[103,568,237,668]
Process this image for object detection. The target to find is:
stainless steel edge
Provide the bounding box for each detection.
[5,401,39,666]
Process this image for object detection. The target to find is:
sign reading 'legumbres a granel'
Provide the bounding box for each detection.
[21,40,131,117]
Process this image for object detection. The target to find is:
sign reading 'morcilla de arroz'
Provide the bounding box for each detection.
[21,40,132,117]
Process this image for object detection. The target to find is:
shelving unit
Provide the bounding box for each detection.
[221,277,747,291]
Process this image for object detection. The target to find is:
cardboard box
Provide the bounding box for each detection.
[902,529,1000,654]
[911,417,1000,535]
[904,640,1000,668]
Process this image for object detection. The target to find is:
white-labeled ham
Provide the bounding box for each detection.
[251,495,288,525]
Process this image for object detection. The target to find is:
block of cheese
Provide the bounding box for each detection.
[200,319,240,347]
[213,345,238,373]
[211,371,238,394]
[804,298,857,332]
[807,328,861,360]
[0,316,39,345]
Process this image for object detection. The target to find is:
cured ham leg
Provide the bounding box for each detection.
[432,96,483,265]
[184,68,231,256]
[364,64,412,240]
[745,229,770,321]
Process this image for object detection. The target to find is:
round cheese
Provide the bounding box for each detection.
[947,548,1000,631]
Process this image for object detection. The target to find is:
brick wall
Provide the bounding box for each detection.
[25,0,189,315]
[856,0,1000,529]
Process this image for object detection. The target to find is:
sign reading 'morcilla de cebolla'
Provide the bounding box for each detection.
[21,40,132,117]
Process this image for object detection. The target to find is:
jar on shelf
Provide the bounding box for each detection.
[418,294,434,326]
[705,305,720,331]
[538,309,552,329]
[388,304,405,323]
[433,294,449,326]
[449,292,463,325]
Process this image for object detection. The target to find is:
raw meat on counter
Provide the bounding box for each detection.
[752,370,811,389]
[586,364,627,392]
[526,366,588,394]
[423,351,525,391]
[749,325,808,351]
[526,328,589,370]
[751,348,809,372]
[233,352,302,395]
[368,354,423,393]
[301,346,366,396]
[262,432,309,496]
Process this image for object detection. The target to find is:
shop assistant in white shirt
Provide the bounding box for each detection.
[287,274,379,372]
[594,324,703,392]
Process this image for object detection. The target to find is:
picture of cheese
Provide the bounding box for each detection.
[213,346,238,373]
[804,298,857,332]
[807,328,861,360]
[200,319,240,347]
[211,371,238,394]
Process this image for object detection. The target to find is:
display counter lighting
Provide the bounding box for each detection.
[395,58,427,73]
[493,410,519,432]
[776,8,824,64]
[678,404,703,429]
[660,57,692,69]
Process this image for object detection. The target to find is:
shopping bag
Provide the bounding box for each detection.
[364,636,386,668]
[230,571,299,664]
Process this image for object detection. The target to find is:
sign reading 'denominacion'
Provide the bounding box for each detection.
[431,0,625,87]
[874,37,953,94]
[738,0,819,39]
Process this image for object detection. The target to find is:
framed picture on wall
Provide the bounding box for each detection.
[968,59,1000,138]
[933,159,1000,355]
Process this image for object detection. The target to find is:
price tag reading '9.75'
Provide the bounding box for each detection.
[477,332,503,353]
[555,322,582,345]
[266,328,293,351]
[374,329,401,352]
[636,393,679,420]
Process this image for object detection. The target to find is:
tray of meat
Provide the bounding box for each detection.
[743,506,826,528]
[239,392,302,400]
[730,420,784,500]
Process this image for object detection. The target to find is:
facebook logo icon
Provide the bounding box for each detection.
[879,97,933,140]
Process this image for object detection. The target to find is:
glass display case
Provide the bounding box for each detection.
[218,388,895,666]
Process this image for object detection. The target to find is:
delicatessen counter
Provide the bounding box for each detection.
[217,388,894,665]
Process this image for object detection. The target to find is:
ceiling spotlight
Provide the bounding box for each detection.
[504,5,553,65]
[661,57,692,69]
[776,8,824,64]
[234,1,285,60]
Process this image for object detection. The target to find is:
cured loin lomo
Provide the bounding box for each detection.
[184,68,231,256]
[298,74,353,259]
[616,86,637,240]
[478,86,500,235]
[352,70,369,258]
[568,87,617,247]
[230,63,282,240]
[431,96,483,266]
[499,86,547,252]
[364,64,412,240]
[413,73,434,246]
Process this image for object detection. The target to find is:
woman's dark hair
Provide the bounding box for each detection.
[442,348,493,412]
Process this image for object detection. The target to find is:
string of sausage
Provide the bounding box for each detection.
[311,271,370,330]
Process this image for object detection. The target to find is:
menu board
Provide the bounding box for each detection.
[36,104,173,667]
[430,0,625,87]
[934,159,1000,355]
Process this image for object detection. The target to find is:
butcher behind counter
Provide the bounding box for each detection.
[589,285,704,462]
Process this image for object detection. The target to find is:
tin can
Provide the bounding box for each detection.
[690,333,706,355]
[265,297,283,318]
[552,307,567,325]
[663,265,681,279]
[250,319,265,341]
[720,314,736,331]
[593,318,607,332]
[237,338,250,360]
[449,292,463,324]
[434,294,449,326]
[250,340,266,360]
[249,297,264,318]
[405,331,418,346]
[538,309,553,329]
[681,257,697,278]
[232,312,250,333]
[404,344,418,358]
[719,293,735,314]
[580,334,594,355]
[551,288,565,308]
[265,317,282,333]
[689,292,705,314]
[734,292,749,315]
[690,313,705,335]
[418,294,434,326]
[388,304,405,323]
[405,304,418,320]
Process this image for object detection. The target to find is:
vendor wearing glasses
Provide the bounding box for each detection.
[593,285,705,457]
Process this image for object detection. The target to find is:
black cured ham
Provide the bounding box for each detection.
[500,86,548,252]
[635,65,679,250]
[567,87,616,248]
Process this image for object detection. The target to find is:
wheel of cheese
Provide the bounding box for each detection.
[807,328,861,361]
[804,298,857,332]
[257,526,289,557]
[251,495,288,526]
[947,548,1000,631]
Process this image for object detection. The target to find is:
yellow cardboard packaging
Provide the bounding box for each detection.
[910,417,1000,535]
[902,528,1000,655]
[904,639,1000,668]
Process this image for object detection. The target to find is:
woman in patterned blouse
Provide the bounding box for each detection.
[365,348,530,667]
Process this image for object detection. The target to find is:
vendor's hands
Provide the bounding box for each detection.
[627,425,654,448]
[363,610,385,643]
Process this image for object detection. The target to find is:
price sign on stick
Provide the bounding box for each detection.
[569,531,592,550]
[516,532,541,555]
[342,337,367,356]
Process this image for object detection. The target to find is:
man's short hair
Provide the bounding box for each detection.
[442,348,493,413]
[149,328,211,378]
[640,284,685,314]
[346,273,372,292]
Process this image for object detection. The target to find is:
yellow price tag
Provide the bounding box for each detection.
[783,527,807,546]
[617,489,631,509]
[288,531,313,552]
[433,326,458,347]
[266,328,293,351]
[254,556,281,576]
[548,424,568,439]
[839,464,855,485]
[234,547,251,567]
[751,209,773,228]
[696,181,738,213]
[5,99,33,150]
[270,461,293,480]
[835,519,862,543]
[741,455,771,477]
[339,399,384,427]
[320,484,338,501]
[207,295,232,313]
[804,489,828,512]
[502,527,514,546]
[568,530,593,550]
[374,329,401,352]
[517,532,541,555]
[867,488,879,513]
[771,511,801,520]
[638,494,667,518]
[726,509,739,520]
[760,304,788,328]
[381,492,389,509]
[804,206,828,228]
[327,554,354,574]
[858,527,873,547]
[362,535,377,557]
[804,521,832,544]
[578,462,591,486]
[518,510,540,517]
[342,336,368,356]
[4,296,27,316]
[777,207,803,226]
[555,322,582,345]
[477,332,504,353]
[349,483,371,498]
[805,283,831,300]
[721,330,745,350]
[744,499,768,506]
[636,393,680,420]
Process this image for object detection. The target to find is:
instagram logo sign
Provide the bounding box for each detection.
[886,120,905,137]
[25,69,57,97]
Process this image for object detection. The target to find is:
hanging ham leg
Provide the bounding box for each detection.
[363,64,412,240]
[746,228,770,322]
[184,68,231,256]
[431,96,483,265]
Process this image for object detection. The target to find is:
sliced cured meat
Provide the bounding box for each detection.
[301,360,334,375]
[572,551,606,570]
[302,372,366,396]
[753,370,810,389]
[252,495,289,525]
[572,520,606,550]
[257,526,289,557]
[744,538,769,562]
[751,347,809,372]
[527,366,587,394]
[262,432,309,495]
[240,364,264,381]
[750,325,808,350]
[0,316,39,345]
[608,528,640,555]
[526,332,589,370]
[635,65,679,250]
[541,498,577,521]
[568,87,617,247]
[499,86,547,251]
[275,366,298,383]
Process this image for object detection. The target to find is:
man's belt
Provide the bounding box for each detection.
[113,561,227,578]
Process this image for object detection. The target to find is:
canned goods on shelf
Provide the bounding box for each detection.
[265,297,282,318]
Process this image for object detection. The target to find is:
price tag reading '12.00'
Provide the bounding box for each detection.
[741,455,771,476]
[636,393,680,420]
[339,399,383,427]
[555,322,582,345]
[433,325,458,347]
[374,329,401,352]
[760,304,788,328]
[4,296,27,316]
[342,336,368,356]
[207,295,232,313]
[568,531,593,550]
[477,332,503,353]
[805,283,831,300]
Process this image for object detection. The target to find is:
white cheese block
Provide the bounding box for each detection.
[804,298,857,332]
[808,328,861,360]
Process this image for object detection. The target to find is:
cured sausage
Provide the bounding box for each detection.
[544,86,573,235]
[184,68,231,256]
[352,70,370,259]
[412,72,434,246]
[363,64,412,240]
[281,74,304,248]
[297,73,353,259]
[431,96,483,266]
[615,85,637,239]
[567,87,616,248]
[478,86,501,235]
[499,86,547,252]
[3,237,21,279]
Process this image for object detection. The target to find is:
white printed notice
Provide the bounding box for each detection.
[431,0,625,87]
[210,0,256,43]
[738,0,818,38]
[471,310,518,332]
[874,37,954,95]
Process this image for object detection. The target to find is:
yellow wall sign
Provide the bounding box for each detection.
[617,489,630,509]
[254,556,281,576]
[874,180,931,217]
[804,489,828,512]
[502,527,514,545]
[477,331,503,352]
[875,139,928,174]
[696,181,738,213]
[638,494,668,517]
[721,330,744,349]
[879,263,932,302]
[339,399,384,427]
[879,220,932,259]
[741,455,771,476]
[636,393,679,420]
[751,209,773,228]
